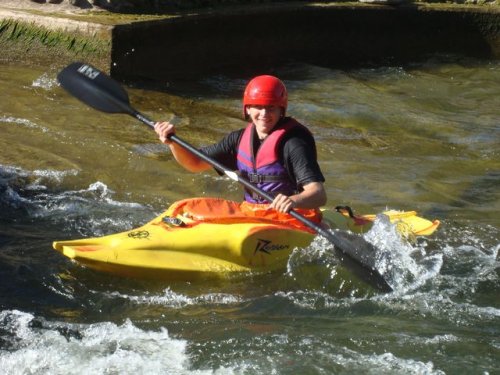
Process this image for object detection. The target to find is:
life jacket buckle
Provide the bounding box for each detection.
[248,173,264,183]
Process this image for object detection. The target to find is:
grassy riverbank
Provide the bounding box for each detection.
[0,19,110,69]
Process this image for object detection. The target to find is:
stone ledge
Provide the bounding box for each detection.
[0,2,498,82]
[0,8,112,36]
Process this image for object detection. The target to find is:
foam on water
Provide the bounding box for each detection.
[0,116,50,133]
[107,288,242,308]
[275,289,342,310]
[368,221,499,342]
[0,164,153,236]
[32,73,59,91]
[0,310,216,375]
[189,329,447,374]
[327,349,445,375]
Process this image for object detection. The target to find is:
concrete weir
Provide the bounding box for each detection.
[0,2,499,83]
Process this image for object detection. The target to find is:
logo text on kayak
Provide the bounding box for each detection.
[128,230,150,239]
[255,239,289,255]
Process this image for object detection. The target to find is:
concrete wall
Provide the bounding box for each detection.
[111,4,500,83]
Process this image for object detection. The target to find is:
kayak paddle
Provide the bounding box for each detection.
[57,62,393,293]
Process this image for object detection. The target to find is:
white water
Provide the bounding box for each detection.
[0,310,204,375]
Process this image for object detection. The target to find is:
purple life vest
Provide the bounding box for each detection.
[236,118,305,203]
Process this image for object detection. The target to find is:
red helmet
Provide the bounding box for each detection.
[243,75,288,117]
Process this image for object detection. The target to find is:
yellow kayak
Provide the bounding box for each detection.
[53,198,439,280]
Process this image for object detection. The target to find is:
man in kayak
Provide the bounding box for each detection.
[154,75,327,216]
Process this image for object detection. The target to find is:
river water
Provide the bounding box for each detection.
[0,56,499,374]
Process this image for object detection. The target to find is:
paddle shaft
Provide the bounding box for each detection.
[131,109,364,259]
[57,61,356,241]
[77,72,298,214]
[57,62,392,292]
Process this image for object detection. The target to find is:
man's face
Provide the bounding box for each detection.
[246,105,282,137]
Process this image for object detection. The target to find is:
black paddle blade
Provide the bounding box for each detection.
[329,230,393,292]
[291,211,392,292]
[57,62,131,114]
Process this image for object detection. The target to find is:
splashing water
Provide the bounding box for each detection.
[0,165,154,237]
[363,214,443,294]
[284,215,443,296]
[0,310,202,375]
[32,73,59,91]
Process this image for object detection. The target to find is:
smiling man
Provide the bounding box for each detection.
[154,75,326,217]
